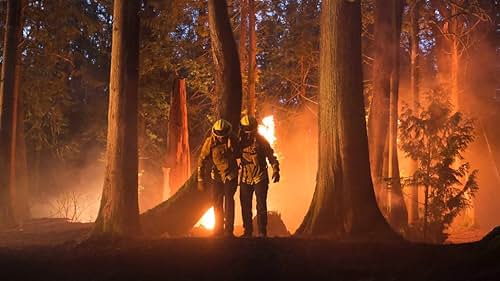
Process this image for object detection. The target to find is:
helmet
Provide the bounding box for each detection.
[240,115,258,132]
[212,119,232,137]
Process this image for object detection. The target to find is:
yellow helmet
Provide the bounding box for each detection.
[212,119,232,137]
[240,115,258,132]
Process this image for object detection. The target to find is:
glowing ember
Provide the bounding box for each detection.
[197,207,215,230]
[258,115,277,147]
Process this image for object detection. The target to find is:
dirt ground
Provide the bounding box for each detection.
[0,219,499,281]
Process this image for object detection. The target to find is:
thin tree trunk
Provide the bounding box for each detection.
[141,0,242,236]
[409,0,420,225]
[165,78,191,197]
[368,0,394,202]
[387,0,407,229]
[0,0,23,228]
[247,0,257,116]
[92,0,141,238]
[296,0,397,240]
[13,1,30,220]
[450,5,460,110]
[239,0,247,98]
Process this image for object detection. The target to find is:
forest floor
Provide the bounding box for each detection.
[0,219,499,281]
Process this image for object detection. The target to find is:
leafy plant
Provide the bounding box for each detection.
[399,87,478,243]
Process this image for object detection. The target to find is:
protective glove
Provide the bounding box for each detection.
[272,171,280,183]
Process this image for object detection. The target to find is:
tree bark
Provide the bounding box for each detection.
[387,0,407,229]
[165,78,191,197]
[13,6,31,220]
[368,0,394,203]
[92,0,141,238]
[247,0,257,116]
[239,0,247,97]
[296,0,397,239]
[0,0,23,228]
[409,0,420,224]
[140,0,242,236]
[210,0,243,127]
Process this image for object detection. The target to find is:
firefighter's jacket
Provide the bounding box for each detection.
[239,134,279,185]
[197,135,239,183]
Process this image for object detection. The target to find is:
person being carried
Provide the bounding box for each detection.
[238,115,280,238]
[197,119,239,237]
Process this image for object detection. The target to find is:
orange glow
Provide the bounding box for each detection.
[258,115,277,147]
[197,207,215,230]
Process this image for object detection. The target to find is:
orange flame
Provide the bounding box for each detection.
[258,115,277,147]
[197,207,215,230]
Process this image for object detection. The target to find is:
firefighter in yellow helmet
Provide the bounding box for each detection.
[197,119,240,237]
[239,115,280,237]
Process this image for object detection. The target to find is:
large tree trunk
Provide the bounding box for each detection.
[246,0,257,116]
[92,0,141,238]
[296,0,397,239]
[141,0,242,236]
[0,0,23,228]
[408,0,420,224]
[368,0,394,204]
[164,78,191,198]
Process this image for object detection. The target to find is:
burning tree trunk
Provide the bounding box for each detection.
[247,0,257,116]
[92,0,141,237]
[296,0,397,239]
[164,78,191,198]
[0,0,23,228]
[408,0,420,224]
[141,0,242,236]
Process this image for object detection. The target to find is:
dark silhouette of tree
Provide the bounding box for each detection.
[92,0,141,237]
[296,0,397,239]
[0,0,24,228]
[247,0,257,116]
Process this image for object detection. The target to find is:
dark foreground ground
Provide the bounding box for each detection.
[0,219,499,281]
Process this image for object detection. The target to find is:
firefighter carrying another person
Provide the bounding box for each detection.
[197,119,239,237]
[239,115,280,238]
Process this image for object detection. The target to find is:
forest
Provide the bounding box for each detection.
[0,0,499,280]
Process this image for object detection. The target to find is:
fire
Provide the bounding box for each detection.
[197,207,215,230]
[258,115,277,147]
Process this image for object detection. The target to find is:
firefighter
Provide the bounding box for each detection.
[197,119,239,237]
[239,115,280,237]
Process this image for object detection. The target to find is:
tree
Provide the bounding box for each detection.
[209,0,243,127]
[0,0,24,228]
[367,0,407,229]
[296,0,397,239]
[399,88,478,243]
[164,75,191,198]
[408,0,421,225]
[246,0,257,116]
[92,0,141,237]
[141,0,242,236]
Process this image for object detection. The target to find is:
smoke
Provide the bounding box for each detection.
[265,108,318,233]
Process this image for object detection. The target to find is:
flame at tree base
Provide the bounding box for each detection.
[196,207,215,230]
